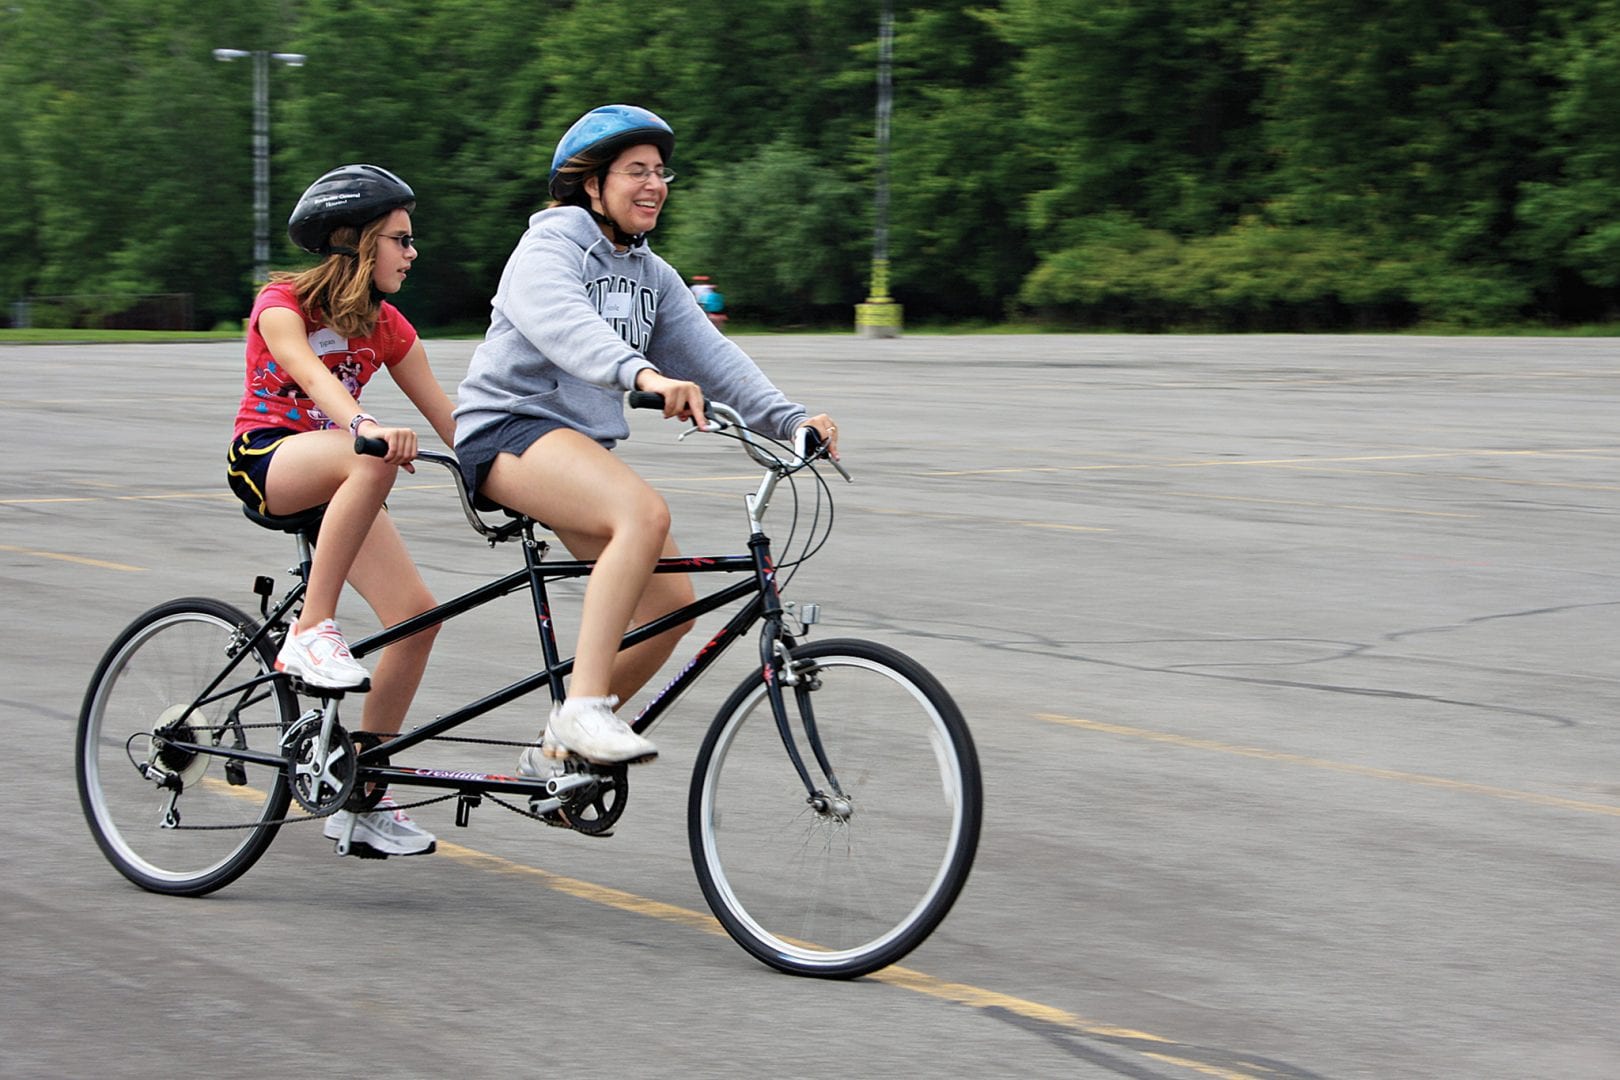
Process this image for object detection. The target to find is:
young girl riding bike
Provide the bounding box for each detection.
[226,164,457,857]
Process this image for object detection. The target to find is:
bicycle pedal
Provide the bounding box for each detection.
[335,839,391,860]
[549,817,614,839]
[286,674,371,697]
[528,803,615,839]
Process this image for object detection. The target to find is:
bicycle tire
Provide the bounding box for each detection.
[689,638,982,978]
[76,597,298,896]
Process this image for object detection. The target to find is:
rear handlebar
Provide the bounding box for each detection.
[350,391,847,541]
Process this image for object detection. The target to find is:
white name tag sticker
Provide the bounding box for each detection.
[308,327,346,355]
[602,291,634,319]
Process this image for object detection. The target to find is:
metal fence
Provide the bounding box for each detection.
[10,293,195,331]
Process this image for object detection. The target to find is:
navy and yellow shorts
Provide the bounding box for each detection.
[226,427,298,515]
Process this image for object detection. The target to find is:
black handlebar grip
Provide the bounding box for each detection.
[627,390,665,410]
[354,435,388,457]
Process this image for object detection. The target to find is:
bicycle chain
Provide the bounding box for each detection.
[483,790,580,829]
[157,722,539,831]
[187,719,537,748]
[167,791,459,831]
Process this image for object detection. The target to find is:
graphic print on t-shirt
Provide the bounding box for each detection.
[247,328,379,429]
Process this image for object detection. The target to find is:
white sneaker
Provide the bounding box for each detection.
[545,696,657,765]
[324,794,436,857]
[277,618,369,690]
[516,730,568,782]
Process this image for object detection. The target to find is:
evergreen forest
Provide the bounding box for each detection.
[4,0,1620,332]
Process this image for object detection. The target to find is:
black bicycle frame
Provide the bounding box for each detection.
[324,520,828,799]
[161,508,835,805]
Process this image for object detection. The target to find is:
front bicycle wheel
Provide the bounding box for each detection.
[76,597,298,895]
[689,638,981,978]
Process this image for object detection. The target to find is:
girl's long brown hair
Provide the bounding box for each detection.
[266,215,391,338]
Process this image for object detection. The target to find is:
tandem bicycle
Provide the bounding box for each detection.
[76,394,982,978]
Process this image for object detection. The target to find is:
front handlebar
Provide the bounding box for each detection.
[628,390,850,481]
[352,391,847,542]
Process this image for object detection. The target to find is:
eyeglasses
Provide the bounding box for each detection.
[381,233,416,250]
[609,166,676,185]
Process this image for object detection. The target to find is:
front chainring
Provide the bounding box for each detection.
[546,762,629,836]
[281,715,356,814]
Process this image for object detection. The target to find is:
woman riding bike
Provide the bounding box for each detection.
[452,104,839,775]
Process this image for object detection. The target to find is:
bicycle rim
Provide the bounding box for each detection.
[76,598,296,895]
[690,639,981,977]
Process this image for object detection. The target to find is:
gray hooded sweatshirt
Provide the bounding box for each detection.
[454,206,807,450]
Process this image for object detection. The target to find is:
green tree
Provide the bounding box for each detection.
[999,0,1264,241]
[661,138,862,321]
[883,6,1032,318]
[7,0,1620,331]
[1,0,286,326]
[1245,0,1557,324]
[1516,0,1620,319]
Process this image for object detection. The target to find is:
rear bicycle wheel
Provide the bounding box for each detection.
[76,597,298,895]
[689,638,981,978]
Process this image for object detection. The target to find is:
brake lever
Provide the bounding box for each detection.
[795,427,854,482]
[678,416,729,441]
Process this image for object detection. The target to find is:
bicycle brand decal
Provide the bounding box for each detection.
[636,626,727,721]
[404,768,495,783]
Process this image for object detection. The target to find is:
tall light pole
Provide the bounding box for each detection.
[213,48,306,288]
[855,1,902,338]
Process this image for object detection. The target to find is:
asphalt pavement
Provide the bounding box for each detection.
[2,333,1616,1079]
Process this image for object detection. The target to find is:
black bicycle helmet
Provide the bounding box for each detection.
[548,105,675,201]
[287,164,416,255]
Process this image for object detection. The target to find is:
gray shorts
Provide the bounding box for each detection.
[455,414,568,511]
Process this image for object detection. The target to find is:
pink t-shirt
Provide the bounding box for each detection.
[233,281,418,438]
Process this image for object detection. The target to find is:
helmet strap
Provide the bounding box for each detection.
[586,207,647,248]
[585,170,648,249]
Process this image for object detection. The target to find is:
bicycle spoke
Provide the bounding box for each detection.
[77,599,296,895]
[690,639,981,978]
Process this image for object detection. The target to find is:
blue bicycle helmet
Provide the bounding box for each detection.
[548,104,674,201]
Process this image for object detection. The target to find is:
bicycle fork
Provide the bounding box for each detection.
[779,643,853,820]
[752,541,849,819]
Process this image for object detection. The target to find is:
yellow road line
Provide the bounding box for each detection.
[858,505,1109,532]
[1160,490,1475,518]
[197,786,1275,1075]
[0,496,101,505]
[0,543,144,571]
[650,483,1112,532]
[868,964,1169,1042]
[0,492,236,505]
[1267,464,1620,492]
[437,841,728,938]
[1039,713,1620,817]
[434,841,1280,1076]
[928,447,1619,478]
